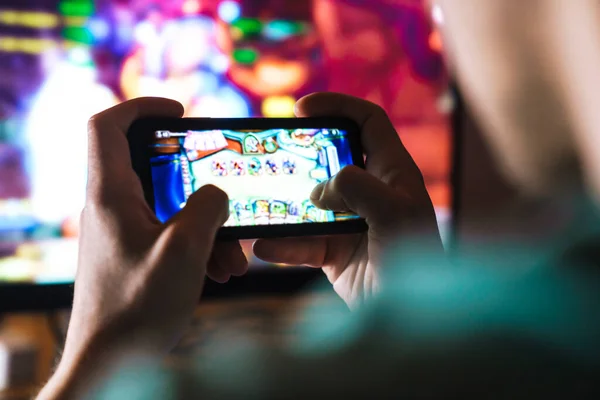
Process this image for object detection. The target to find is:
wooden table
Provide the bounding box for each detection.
[0,293,345,399]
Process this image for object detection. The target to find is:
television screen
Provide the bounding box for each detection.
[0,0,451,284]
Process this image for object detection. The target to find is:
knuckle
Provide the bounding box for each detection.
[85,181,134,213]
[332,166,360,192]
[85,188,112,210]
[83,195,116,223]
[160,225,195,259]
[370,102,387,116]
[362,99,388,119]
[190,185,229,215]
[87,114,104,133]
[79,206,92,228]
[162,224,188,246]
[198,184,228,202]
[87,171,140,200]
[369,103,396,128]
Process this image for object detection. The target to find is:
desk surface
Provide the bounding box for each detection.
[0,294,345,400]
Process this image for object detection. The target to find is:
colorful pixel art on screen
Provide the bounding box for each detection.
[150,127,357,226]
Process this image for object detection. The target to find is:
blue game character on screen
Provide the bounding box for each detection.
[265,158,280,175]
[285,201,302,224]
[282,158,296,175]
[233,200,254,226]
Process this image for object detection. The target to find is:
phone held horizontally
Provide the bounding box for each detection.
[128,117,367,240]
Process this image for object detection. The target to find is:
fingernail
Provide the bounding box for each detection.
[293,101,301,117]
[310,182,325,202]
[223,199,231,223]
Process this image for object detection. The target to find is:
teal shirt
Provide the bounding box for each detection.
[96,199,600,399]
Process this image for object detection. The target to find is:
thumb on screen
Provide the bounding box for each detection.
[310,166,411,235]
[154,185,229,271]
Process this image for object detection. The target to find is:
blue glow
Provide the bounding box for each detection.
[263,20,301,41]
[218,1,241,23]
[263,26,291,41]
[209,53,230,74]
[151,154,187,222]
[67,47,92,65]
[87,18,110,41]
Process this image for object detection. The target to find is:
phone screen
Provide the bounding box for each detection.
[149,128,359,226]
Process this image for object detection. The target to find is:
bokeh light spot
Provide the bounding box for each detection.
[218,1,241,23]
[262,96,296,117]
[182,0,201,15]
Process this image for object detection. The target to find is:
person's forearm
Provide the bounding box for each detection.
[37,364,82,400]
[36,342,121,400]
[37,351,101,400]
[36,335,155,400]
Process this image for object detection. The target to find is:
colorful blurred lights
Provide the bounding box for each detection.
[68,47,92,66]
[437,90,455,114]
[0,37,57,54]
[264,20,304,41]
[0,10,59,29]
[134,21,158,45]
[233,47,258,64]
[231,18,262,37]
[59,0,95,17]
[432,4,444,25]
[210,53,230,74]
[182,0,201,15]
[262,96,296,118]
[428,30,443,52]
[230,26,243,41]
[63,26,94,44]
[257,63,304,89]
[218,1,241,23]
[87,18,110,41]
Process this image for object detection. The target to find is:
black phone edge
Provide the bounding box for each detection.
[127,117,368,240]
[217,219,368,240]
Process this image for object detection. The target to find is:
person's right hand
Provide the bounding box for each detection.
[254,93,443,308]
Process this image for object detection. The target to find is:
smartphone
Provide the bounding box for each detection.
[128,117,368,240]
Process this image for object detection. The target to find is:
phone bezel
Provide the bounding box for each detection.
[127,117,368,240]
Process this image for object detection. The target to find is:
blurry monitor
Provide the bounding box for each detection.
[0,0,452,288]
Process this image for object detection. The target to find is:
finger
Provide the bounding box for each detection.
[156,185,229,270]
[215,241,249,277]
[87,97,184,200]
[206,250,231,283]
[295,93,419,186]
[310,165,421,235]
[253,237,327,267]
[207,241,249,283]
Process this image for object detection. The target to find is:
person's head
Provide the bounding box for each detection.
[437,0,600,199]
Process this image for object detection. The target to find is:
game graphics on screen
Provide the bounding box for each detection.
[150,127,357,226]
[0,0,450,283]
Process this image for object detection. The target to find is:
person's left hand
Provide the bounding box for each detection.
[39,98,248,400]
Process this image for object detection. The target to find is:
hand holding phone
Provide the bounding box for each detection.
[128,117,367,239]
